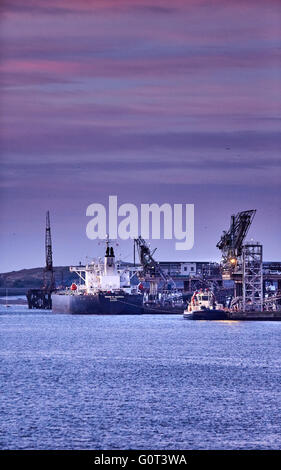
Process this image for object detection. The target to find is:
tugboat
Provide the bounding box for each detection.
[183,289,228,320]
[52,242,143,315]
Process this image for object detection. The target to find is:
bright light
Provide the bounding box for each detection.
[229,257,237,265]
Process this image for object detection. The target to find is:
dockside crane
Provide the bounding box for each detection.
[43,210,55,291]
[134,236,176,295]
[26,210,55,309]
[217,210,263,312]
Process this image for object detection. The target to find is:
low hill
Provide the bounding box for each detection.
[0,266,79,289]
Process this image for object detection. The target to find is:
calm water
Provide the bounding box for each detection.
[1,305,281,450]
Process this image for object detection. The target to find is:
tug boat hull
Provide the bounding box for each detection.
[183,309,228,320]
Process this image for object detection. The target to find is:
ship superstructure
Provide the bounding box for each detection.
[69,244,133,294]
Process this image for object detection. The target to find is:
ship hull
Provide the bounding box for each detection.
[143,303,185,314]
[183,309,228,320]
[52,291,143,315]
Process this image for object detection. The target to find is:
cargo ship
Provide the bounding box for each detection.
[183,288,228,320]
[52,243,143,315]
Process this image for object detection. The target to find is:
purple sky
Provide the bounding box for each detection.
[0,0,280,272]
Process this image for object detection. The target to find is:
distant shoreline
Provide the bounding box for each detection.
[0,296,27,305]
[0,288,29,296]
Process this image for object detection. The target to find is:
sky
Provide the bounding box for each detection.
[0,0,280,272]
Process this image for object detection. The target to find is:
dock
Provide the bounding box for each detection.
[227,311,281,321]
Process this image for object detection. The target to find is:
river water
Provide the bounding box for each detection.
[1,305,281,450]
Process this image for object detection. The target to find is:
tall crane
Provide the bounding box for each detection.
[27,211,55,309]
[43,210,55,291]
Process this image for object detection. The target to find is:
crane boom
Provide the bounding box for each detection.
[134,236,175,289]
[217,210,256,260]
